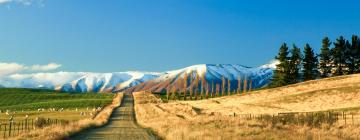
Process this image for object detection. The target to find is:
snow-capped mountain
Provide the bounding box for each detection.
[0,71,161,92]
[0,62,276,93]
[125,63,275,93]
[59,72,161,92]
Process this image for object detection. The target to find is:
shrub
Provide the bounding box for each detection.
[35,117,49,128]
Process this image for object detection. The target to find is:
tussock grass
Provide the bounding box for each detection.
[134,74,360,139]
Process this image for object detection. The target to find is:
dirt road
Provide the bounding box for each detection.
[71,93,158,140]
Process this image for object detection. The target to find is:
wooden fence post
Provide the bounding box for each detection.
[13,122,15,136]
[4,124,6,139]
[25,119,28,132]
[344,113,347,125]
[9,122,12,137]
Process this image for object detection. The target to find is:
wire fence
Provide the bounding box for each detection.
[0,118,69,139]
[232,111,360,127]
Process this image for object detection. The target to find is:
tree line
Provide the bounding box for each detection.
[165,74,253,101]
[271,35,360,87]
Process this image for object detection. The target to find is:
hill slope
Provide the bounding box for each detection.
[184,73,360,115]
[133,74,360,139]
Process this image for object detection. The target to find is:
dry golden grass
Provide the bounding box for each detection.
[11,93,123,140]
[184,74,360,115]
[134,74,360,140]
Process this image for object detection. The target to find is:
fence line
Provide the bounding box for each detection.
[0,118,69,139]
[232,111,360,126]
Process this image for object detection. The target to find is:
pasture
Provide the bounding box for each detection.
[0,88,114,123]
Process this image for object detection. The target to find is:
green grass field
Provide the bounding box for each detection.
[0,88,115,123]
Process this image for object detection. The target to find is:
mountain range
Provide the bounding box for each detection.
[0,63,276,93]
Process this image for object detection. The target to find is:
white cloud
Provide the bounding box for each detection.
[0,0,11,4]
[0,0,45,7]
[30,63,61,71]
[0,62,61,77]
[0,62,26,77]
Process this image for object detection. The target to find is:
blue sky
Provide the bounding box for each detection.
[0,0,359,72]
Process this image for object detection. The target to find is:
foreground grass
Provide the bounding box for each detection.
[134,74,360,140]
[12,93,123,140]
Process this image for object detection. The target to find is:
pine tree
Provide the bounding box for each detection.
[353,35,360,73]
[302,44,318,81]
[288,44,302,84]
[270,43,290,87]
[332,36,347,76]
[346,35,360,74]
[344,40,354,74]
[227,78,231,95]
[319,37,332,78]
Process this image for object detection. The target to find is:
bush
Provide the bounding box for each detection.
[259,112,339,128]
[35,117,49,128]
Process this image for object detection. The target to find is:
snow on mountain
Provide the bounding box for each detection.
[0,71,161,93]
[60,72,161,93]
[125,63,275,93]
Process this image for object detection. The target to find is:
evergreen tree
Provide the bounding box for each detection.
[302,44,318,81]
[331,36,347,76]
[288,44,302,84]
[349,35,360,73]
[270,43,290,87]
[345,40,355,74]
[354,35,360,73]
[319,37,332,78]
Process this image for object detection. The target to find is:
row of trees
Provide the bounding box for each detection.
[271,35,360,87]
[165,74,253,100]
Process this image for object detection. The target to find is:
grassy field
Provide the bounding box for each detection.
[14,93,124,140]
[134,74,360,140]
[0,88,114,123]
